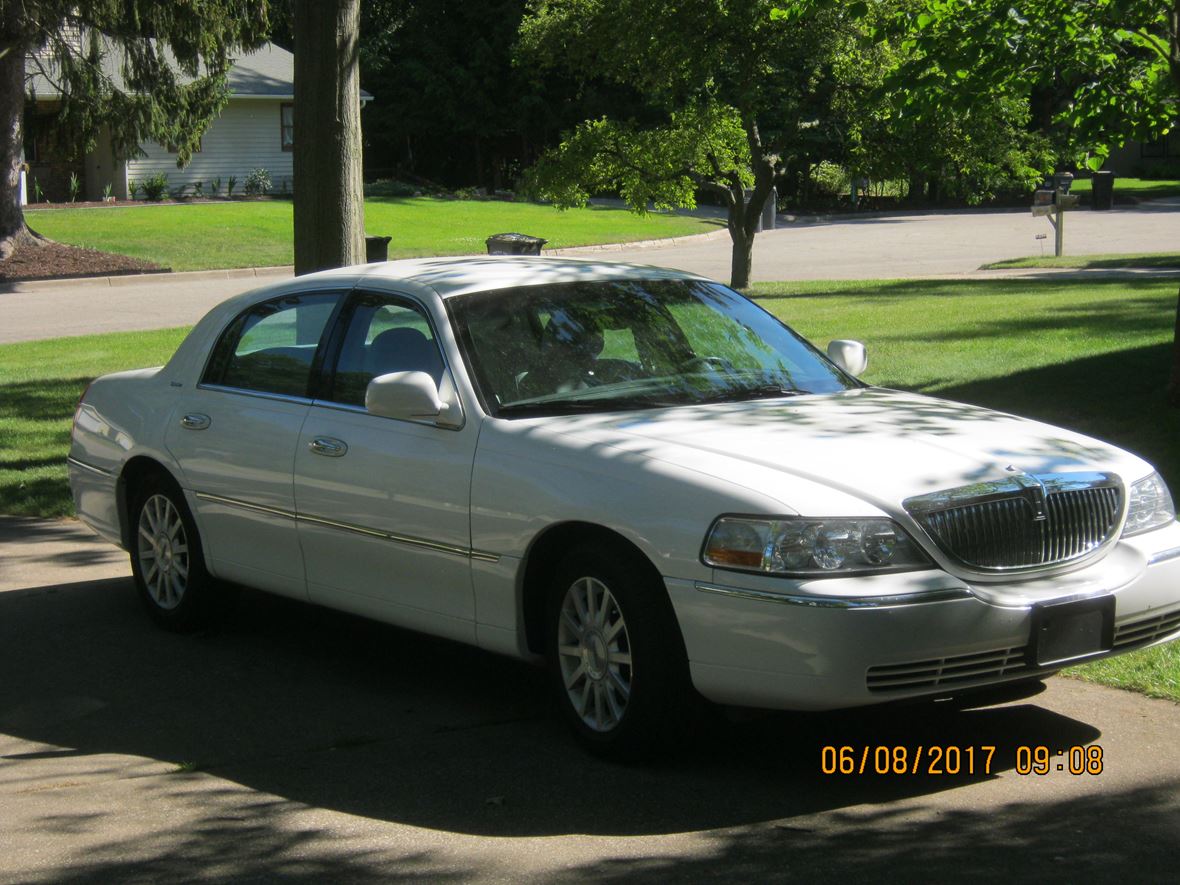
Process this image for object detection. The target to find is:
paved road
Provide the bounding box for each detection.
[3,201,1179,343]
[2,516,1179,882]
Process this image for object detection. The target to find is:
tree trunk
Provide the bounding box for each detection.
[729,222,753,289]
[292,0,365,276]
[0,14,34,259]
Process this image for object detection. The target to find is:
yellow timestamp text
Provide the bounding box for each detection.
[820,745,996,776]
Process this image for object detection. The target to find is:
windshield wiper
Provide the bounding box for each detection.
[697,384,813,404]
[498,396,681,416]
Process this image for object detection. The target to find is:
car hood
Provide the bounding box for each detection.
[528,387,1149,515]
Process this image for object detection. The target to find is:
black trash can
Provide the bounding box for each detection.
[486,232,547,255]
[1091,171,1115,210]
[365,234,392,262]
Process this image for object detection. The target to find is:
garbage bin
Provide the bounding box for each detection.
[1091,170,1115,210]
[365,234,392,262]
[744,189,777,233]
[486,232,547,255]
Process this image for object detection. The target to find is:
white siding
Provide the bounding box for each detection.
[126,99,295,193]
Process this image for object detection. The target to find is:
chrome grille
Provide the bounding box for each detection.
[905,473,1122,571]
[866,646,1028,693]
[1113,607,1180,649]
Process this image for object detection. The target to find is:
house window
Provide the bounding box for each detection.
[281,103,294,151]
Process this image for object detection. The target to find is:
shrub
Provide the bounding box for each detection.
[244,167,271,195]
[128,180,141,200]
[192,180,204,198]
[68,171,80,203]
[810,161,850,197]
[141,172,169,201]
[365,178,418,198]
[227,175,237,197]
[210,177,221,197]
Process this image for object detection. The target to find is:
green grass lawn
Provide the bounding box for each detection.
[25,198,722,271]
[2,275,1178,699]
[1069,176,1180,199]
[982,252,1180,270]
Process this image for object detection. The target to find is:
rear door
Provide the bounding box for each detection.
[165,289,347,598]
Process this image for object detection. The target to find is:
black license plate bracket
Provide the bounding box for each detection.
[1028,595,1115,667]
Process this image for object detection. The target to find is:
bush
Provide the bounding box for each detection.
[140,172,169,201]
[364,178,419,198]
[810,161,850,197]
[244,167,272,196]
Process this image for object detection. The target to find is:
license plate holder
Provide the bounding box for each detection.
[1028,596,1115,667]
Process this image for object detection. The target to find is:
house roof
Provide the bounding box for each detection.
[27,40,372,102]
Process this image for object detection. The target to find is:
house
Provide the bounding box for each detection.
[23,41,368,202]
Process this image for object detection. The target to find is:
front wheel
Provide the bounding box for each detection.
[545,542,694,761]
[130,476,225,631]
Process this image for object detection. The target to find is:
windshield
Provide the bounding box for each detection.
[448,278,860,417]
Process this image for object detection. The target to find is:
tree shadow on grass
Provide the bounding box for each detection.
[926,343,1179,488]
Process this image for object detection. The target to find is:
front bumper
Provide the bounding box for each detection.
[665,521,1180,711]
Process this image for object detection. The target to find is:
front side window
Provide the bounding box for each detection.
[202,293,340,397]
[280,103,294,151]
[327,293,444,407]
[449,279,859,416]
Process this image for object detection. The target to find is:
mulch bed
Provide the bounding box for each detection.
[0,240,167,282]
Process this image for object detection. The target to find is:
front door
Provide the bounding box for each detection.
[293,291,479,642]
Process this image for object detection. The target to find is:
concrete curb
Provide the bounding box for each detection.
[0,264,293,294]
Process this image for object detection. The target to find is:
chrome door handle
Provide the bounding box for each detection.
[180,413,211,430]
[308,437,348,457]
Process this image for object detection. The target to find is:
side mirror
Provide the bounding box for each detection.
[827,339,868,376]
[365,371,449,422]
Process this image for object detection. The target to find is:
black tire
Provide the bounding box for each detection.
[544,541,695,761]
[129,474,227,632]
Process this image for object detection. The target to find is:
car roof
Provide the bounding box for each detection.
[314,255,712,299]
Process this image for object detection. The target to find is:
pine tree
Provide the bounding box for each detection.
[0,1,270,258]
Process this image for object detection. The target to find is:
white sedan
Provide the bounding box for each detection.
[68,257,1180,758]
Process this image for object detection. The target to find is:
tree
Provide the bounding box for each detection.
[0,1,270,259]
[518,0,851,289]
[291,0,364,274]
[891,0,1180,403]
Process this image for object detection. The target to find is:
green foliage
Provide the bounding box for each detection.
[210,177,222,197]
[32,178,44,202]
[524,103,751,212]
[364,179,421,198]
[140,172,169,201]
[67,172,79,202]
[101,182,113,200]
[227,175,238,197]
[809,161,849,197]
[244,167,272,195]
[8,1,271,168]
[888,0,1180,164]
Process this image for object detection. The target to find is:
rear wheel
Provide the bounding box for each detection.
[130,475,224,631]
[545,542,694,761]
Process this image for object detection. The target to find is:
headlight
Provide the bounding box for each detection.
[702,516,931,576]
[1122,472,1176,537]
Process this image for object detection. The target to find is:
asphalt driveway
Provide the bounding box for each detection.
[2,516,1179,883]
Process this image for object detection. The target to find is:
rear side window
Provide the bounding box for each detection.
[203,293,340,397]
